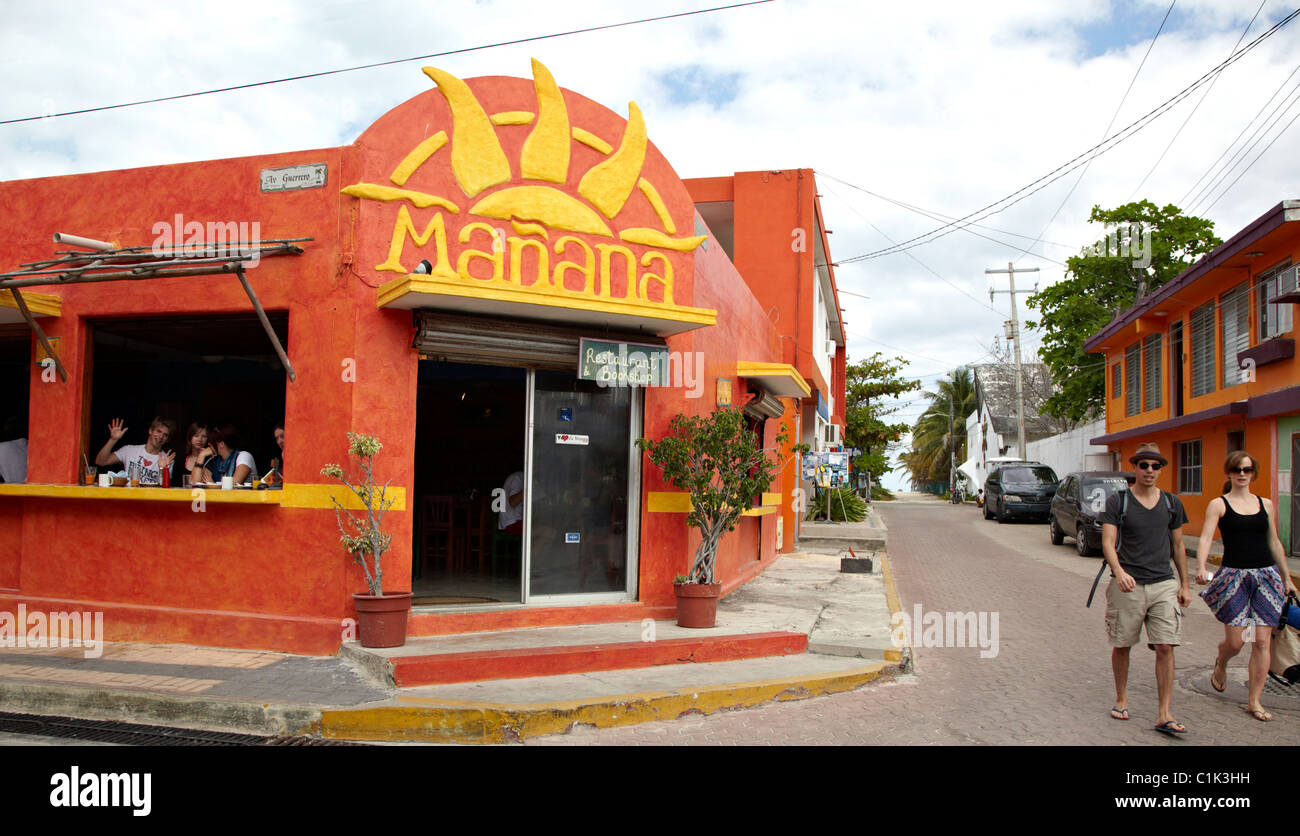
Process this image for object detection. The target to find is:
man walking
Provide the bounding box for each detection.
[1099,442,1191,735]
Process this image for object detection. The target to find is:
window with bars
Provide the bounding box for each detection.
[1112,362,1121,399]
[1142,332,1162,411]
[1177,439,1201,494]
[1221,283,1250,387]
[1125,342,1141,417]
[1190,300,1216,398]
[1257,260,1295,341]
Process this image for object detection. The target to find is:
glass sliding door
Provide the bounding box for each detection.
[525,369,636,600]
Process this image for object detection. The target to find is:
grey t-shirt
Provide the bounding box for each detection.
[1099,490,1188,584]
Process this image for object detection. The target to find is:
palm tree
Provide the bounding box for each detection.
[903,368,977,490]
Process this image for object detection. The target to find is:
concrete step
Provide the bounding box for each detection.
[343,621,808,687]
[796,535,886,552]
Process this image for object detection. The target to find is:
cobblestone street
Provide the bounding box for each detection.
[529,496,1300,745]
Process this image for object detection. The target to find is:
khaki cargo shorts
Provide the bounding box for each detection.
[1105,577,1181,648]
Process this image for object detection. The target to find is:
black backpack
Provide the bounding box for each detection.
[1085,490,1175,607]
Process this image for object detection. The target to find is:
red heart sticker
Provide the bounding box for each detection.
[560,435,569,441]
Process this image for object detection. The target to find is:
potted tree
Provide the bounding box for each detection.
[638,407,790,628]
[321,432,410,648]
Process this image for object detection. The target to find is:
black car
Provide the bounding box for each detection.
[1048,471,1135,556]
[983,462,1059,523]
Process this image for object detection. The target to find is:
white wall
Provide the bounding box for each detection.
[1024,418,1114,479]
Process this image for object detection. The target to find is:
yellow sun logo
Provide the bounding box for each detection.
[342,59,706,254]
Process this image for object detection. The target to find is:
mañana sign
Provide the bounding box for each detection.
[578,338,669,386]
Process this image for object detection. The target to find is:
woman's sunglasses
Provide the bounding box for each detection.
[1229,466,1256,474]
[1136,461,1163,471]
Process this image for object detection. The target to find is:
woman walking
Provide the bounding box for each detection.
[1195,450,1298,721]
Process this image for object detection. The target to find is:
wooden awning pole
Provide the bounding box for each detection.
[234,266,296,382]
[8,288,67,382]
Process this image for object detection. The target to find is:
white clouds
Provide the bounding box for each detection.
[2,1,1296,492]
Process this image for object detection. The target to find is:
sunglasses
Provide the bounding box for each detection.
[1230,466,1256,474]
[1136,461,1163,471]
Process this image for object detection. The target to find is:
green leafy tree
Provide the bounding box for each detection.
[844,353,922,483]
[902,368,976,488]
[638,407,789,585]
[1026,201,1220,422]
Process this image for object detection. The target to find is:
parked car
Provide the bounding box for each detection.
[983,461,1059,523]
[1048,471,1135,556]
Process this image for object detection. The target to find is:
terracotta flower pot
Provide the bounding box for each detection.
[352,591,412,648]
[674,582,721,628]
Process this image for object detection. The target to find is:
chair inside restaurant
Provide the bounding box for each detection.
[413,361,525,604]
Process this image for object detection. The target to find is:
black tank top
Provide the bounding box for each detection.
[1218,495,1274,569]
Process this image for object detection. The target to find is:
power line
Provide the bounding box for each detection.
[1199,95,1300,213]
[1011,0,1177,267]
[832,9,1300,265]
[1188,77,1300,215]
[1129,0,1266,199]
[1178,61,1300,207]
[0,1,773,125]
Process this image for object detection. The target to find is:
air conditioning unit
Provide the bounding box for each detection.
[825,340,837,356]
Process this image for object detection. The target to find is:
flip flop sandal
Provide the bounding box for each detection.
[1110,706,1129,720]
[1154,720,1187,735]
[1210,668,1226,692]
[1246,706,1273,722]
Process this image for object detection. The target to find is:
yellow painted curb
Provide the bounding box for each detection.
[316,662,891,744]
[877,551,911,667]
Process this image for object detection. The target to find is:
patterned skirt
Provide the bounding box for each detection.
[1200,565,1285,627]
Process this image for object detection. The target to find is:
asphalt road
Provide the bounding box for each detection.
[529,495,1300,746]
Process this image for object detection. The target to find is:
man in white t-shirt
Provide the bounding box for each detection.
[498,470,524,534]
[95,417,176,485]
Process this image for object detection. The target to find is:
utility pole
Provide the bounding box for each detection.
[948,391,956,497]
[988,262,1039,460]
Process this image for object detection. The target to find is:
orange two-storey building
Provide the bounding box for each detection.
[0,60,844,654]
[1086,200,1300,552]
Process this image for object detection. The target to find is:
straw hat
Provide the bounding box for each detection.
[1128,442,1168,467]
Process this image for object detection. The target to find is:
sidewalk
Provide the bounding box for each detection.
[0,542,904,744]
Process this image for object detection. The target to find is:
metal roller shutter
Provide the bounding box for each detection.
[412,311,665,370]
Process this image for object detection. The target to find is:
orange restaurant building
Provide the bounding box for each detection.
[0,60,847,654]
[1086,200,1300,553]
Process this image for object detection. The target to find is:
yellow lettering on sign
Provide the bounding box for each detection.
[553,236,595,295]
[457,222,505,283]
[639,251,674,306]
[595,244,636,300]
[509,237,551,290]
[377,206,453,275]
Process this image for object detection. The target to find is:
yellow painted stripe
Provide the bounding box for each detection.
[375,275,717,330]
[0,482,405,511]
[761,492,781,506]
[0,484,281,504]
[741,506,777,517]
[491,111,535,126]
[0,291,61,318]
[735,362,812,398]
[389,132,448,186]
[647,491,691,512]
[572,127,612,155]
[280,484,406,511]
[318,663,889,743]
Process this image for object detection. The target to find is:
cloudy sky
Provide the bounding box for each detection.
[2,0,1297,488]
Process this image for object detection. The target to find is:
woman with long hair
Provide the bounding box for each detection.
[1195,450,1299,721]
[178,423,207,484]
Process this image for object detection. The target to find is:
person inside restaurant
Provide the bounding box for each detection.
[0,416,27,484]
[192,424,256,485]
[94,417,176,485]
